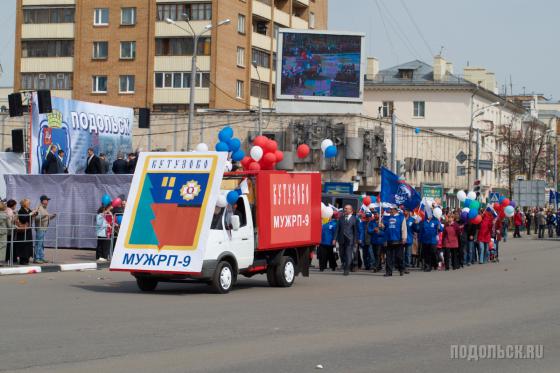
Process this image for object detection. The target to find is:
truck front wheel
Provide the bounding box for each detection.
[136,277,158,292]
[212,261,234,294]
[275,256,295,287]
[266,265,278,287]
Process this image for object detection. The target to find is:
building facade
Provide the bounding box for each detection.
[13,0,327,111]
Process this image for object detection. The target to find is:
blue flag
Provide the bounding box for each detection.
[380,167,422,211]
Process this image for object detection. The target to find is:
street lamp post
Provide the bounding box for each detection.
[252,61,263,135]
[468,101,500,187]
[166,17,230,150]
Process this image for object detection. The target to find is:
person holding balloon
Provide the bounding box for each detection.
[95,202,113,262]
[476,210,494,264]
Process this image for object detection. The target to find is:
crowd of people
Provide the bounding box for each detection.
[0,195,126,266]
[41,146,138,175]
[512,207,560,239]
[317,203,511,277]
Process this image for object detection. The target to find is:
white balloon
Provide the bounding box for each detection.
[433,207,443,219]
[224,160,233,172]
[321,139,334,153]
[195,143,209,152]
[462,207,470,213]
[321,206,334,219]
[457,190,467,202]
[368,203,376,209]
[250,145,264,161]
[467,191,477,200]
[216,194,227,208]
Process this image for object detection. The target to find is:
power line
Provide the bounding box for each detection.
[374,0,399,64]
[378,0,422,59]
[399,0,435,57]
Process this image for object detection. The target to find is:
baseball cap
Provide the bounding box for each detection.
[40,195,51,201]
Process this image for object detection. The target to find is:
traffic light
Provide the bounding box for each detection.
[474,179,481,197]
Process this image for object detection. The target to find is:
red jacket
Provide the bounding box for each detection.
[513,212,523,226]
[477,213,494,243]
[442,223,460,249]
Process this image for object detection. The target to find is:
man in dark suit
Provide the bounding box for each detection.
[112,152,128,174]
[85,148,102,174]
[333,204,359,276]
[43,145,59,174]
[56,149,68,173]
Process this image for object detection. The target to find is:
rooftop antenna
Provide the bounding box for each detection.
[438,46,444,56]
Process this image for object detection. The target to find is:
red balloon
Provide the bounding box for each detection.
[248,161,261,171]
[240,156,252,168]
[253,135,268,148]
[470,215,482,225]
[501,198,510,207]
[493,203,501,210]
[262,152,277,165]
[274,150,284,163]
[363,196,372,206]
[111,198,122,208]
[296,144,310,159]
[264,140,278,153]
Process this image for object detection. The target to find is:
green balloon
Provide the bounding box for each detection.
[470,200,480,211]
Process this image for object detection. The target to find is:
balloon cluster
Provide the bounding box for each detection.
[457,190,516,225]
[211,126,246,162]
[101,194,123,211]
[241,135,284,171]
[494,195,516,219]
[321,139,338,158]
[321,202,334,219]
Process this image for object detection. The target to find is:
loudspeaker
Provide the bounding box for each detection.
[139,108,150,129]
[11,129,24,153]
[37,90,52,114]
[8,93,23,117]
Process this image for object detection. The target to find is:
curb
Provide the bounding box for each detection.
[0,262,110,276]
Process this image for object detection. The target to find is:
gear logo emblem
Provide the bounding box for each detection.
[180,180,201,201]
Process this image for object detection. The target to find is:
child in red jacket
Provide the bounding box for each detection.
[442,215,461,270]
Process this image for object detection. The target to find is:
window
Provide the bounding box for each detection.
[237,14,246,34]
[121,7,136,25]
[155,37,211,56]
[92,41,108,59]
[154,72,210,88]
[251,80,269,100]
[21,73,72,90]
[236,80,244,99]
[413,101,425,117]
[22,40,74,58]
[252,48,270,68]
[253,19,269,36]
[382,101,394,118]
[309,12,315,28]
[94,8,109,25]
[92,76,108,93]
[156,3,212,21]
[23,7,75,23]
[237,47,245,67]
[119,75,135,93]
[120,41,136,59]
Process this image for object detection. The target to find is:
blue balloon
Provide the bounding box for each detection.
[509,200,516,208]
[324,145,337,158]
[227,190,239,205]
[101,194,111,207]
[468,208,478,220]
[498,196,506,203]
[232,149,245,162]
[464,199,472,208]
[215,142,230,152]
[415,127,420,134]
[218,126,234,142]
[228,138,241,152]
[116,215,123,225]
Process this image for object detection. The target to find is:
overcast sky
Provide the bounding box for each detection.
[1,1,558,100]
[329,0,560,100]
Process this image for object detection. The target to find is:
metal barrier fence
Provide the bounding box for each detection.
[0,212,123,267]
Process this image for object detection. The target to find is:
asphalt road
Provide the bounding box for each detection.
[1,237,558,373]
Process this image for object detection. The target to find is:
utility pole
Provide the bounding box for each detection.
[475,128,480,181]
[554,142,558,208]
[252,62,262,135]
[0,114,5,152]
[391,108,396,172]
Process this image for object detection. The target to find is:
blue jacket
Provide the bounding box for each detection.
[405,216,416,245]
[383,213,406,243]
[420,218,441,245]
[321,220,338,246]
[358,219,367,243]
[367,220,386,245]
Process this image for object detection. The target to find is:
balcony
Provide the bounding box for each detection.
[252,1,272,20]
[21,57,73,73]
[273,9,290,27]
[293,0,309,6]
[22,23,74,39]
[153,88,210,104]
[23,0,75,4]
[251,66,272,82]
[154,56,211,71]
[155,20,210,37]
[250,96,274,109]
[291,16,308,29]
[51,90,72,99]
[251,32,272,51]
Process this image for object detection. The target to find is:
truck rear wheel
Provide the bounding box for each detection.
[212,261,234,294]
[136,277,158,292]
[275,256,295,287]
[266,265,278,287]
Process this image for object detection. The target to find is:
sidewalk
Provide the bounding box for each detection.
[0,248,109,276]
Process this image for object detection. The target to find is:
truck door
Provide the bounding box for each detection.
[226,196,254,269]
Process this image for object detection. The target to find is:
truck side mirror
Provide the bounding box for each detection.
[231,215,240,231]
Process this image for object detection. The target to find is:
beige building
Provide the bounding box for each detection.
[13,0,328,111]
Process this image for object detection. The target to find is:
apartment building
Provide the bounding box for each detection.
[13,0,328,111]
